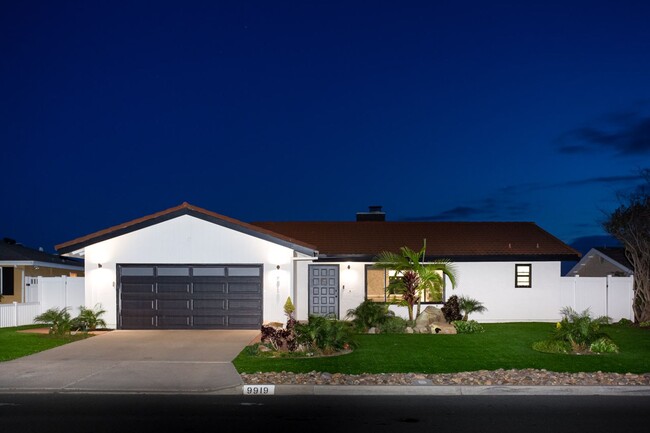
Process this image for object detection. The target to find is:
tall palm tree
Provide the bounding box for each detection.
[374,242,457,321]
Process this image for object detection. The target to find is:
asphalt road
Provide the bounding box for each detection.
[1,394,649,433]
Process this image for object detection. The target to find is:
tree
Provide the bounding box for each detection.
[374,242,457,321]
[458,296,487,321]
[603,169,650,322]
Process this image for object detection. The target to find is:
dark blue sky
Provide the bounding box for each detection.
[1,0,648,253]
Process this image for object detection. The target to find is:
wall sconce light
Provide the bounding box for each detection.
[276,265,280,270]
[347,265,351,269]
[98,263,103,268]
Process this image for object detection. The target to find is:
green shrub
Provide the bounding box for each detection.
[379,316,408,334]
[639,321,650,328]
[33,307,72,335]
[457,296,487,321]
[441,295,462,323]
[452,320,484,334]
[295,316,356,354]
[346,300,394,332]
[71,304,107,331]
[553,307,610,351]
[590,337,619,353]
[616,318,634,326]
[532,339,571,354]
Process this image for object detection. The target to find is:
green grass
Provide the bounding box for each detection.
[0,325,91,362]
[233,323,650,374]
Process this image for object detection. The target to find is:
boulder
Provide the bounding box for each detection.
[367,327,377,334]
[414,306,446,328]
[405,327,414,334]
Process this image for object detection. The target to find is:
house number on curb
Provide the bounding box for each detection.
[243,385,275,395]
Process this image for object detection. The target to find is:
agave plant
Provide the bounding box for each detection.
[34,307,72,335]
[458,296,487,321]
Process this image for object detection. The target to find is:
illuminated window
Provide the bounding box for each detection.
[365,265,444,303]
[515,264,532,288]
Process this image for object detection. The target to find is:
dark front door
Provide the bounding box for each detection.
[308,265,339,318]
[118,264,263,329]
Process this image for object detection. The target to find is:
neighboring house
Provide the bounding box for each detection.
[55,202,581,329]
[567,247,633,277]
[0,238,85,304]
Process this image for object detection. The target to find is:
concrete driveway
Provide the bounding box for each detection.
[0,330,259,393]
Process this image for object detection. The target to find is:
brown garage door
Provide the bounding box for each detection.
[118,264,263,329]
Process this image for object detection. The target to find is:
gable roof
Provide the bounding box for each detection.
[0,239,84,270]
[252,221,581,261]
[567,247,633,276]
[55,202,318,256]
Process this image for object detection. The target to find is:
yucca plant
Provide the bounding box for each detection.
[458,296,487,321]
[34,307,72,335]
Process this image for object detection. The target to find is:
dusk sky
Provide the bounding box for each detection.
[1,0,648,256]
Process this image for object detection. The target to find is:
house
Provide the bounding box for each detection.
[0,238,85,304]
[55,202,581,329]
[567,247,633,277]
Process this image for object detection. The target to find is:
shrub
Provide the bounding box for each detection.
[457,296,487,321]
[553,307,610,351]
[441,295,462,323]
[532,339,571,354]
[346,300,394,332]
[295,316,356,354]
[34,307,72,335]
[639,321,650,328]
[452,320,484,334]
[616,318,634,326]
[71,304,107,331]
[379,316,408,334]
[590,337,619,354]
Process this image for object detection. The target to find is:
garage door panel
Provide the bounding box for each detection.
[121,316,156,328]
[157,283,190,293]
[228,282,261,293]
[193,299,226,310]
[193,282,226,293]
[158,315,191,328]
[119,264,262,329]
[122,283,154,294]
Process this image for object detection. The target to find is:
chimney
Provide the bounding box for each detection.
[356,205,386,222]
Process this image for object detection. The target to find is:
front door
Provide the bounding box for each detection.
[308,265,339,318]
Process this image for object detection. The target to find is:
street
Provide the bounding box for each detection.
[1,394,648,433]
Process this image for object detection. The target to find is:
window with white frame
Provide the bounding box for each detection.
[515,264,532,288]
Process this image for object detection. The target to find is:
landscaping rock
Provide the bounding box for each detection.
[415,306,446,329]
[405,327,414,334]
[367,327,376,334]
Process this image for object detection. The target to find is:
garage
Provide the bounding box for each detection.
[118,264,263,329]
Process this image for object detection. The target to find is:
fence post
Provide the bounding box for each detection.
[13,301,18,327]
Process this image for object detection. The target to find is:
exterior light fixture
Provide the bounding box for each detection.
[98,263,103,268]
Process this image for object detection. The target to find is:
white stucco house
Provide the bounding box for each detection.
[55,202,582,329]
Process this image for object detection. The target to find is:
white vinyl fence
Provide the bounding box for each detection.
[559,276,634,322]
[0,276,85,328]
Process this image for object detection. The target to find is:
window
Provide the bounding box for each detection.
[1,267,15,296]
[515,264,532,288]
[365,265,444,303]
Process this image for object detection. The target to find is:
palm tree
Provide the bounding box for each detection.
[458,296,487,321]
[374,242,457,321]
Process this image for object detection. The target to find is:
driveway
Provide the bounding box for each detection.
[0,330,258,393]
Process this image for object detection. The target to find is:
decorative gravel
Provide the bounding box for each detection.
[241,369,650,386]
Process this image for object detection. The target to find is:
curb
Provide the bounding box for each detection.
[243,385,650,396]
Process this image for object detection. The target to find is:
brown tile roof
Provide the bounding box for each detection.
[55,202,317,254]
[252,221,581,259]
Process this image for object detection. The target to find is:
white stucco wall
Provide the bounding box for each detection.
[82,215,298,328]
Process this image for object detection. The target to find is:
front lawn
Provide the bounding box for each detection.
[233,322,650,374]
[0,325,91,362]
